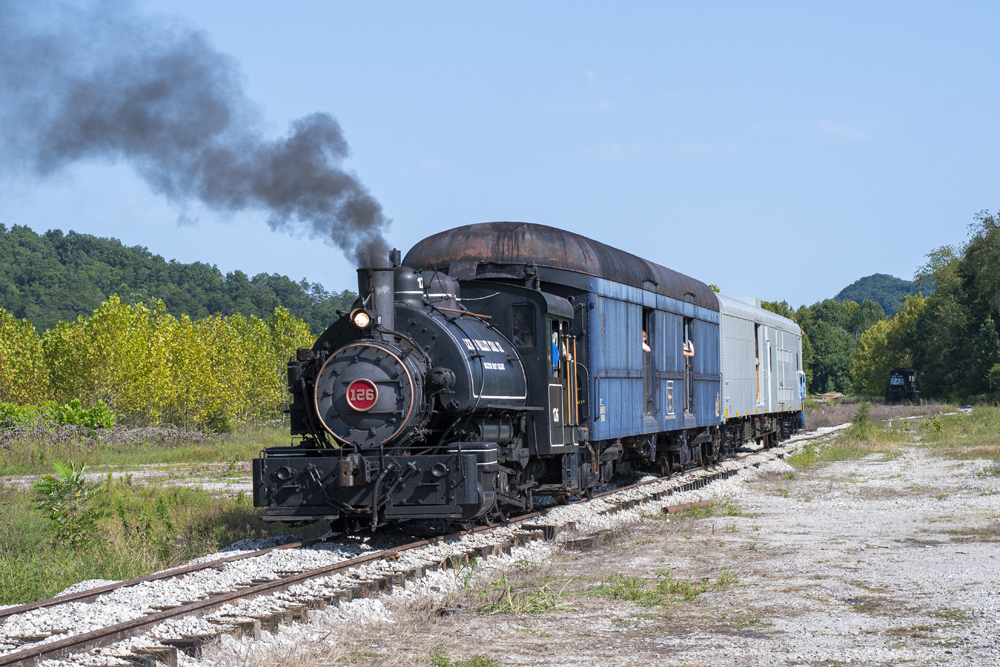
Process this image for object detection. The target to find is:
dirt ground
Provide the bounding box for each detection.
[242,443,1000,667]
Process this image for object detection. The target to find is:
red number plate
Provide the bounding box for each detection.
[345,379,378,411]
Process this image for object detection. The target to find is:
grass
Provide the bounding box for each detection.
[803,401,948,430]
[591,568,736,607]
[0,474,322,606]
[477,571,571,615]
[787,435,901,469]
[0,422,293,476]
[918,405,1000,462]
[944,524,1000,542]
[644,498,745,522]
[426,646,502,667]
[932,607,973,624]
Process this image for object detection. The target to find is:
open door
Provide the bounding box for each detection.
[548,318,571,446]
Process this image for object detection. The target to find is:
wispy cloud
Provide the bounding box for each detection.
[758,115,887,140]
[813,119,869,139]
[545,100,620,114]
[671,142,741,155]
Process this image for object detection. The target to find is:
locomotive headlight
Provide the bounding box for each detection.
[351,309,372,329]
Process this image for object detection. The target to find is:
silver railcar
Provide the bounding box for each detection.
[717,295,803,449]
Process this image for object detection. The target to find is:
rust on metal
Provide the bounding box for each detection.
[402,222,718,311]
[664,500,714,514]
[433,306,491,319]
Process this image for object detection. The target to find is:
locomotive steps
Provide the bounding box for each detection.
[0,424,848,666]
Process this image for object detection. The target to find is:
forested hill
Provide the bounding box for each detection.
[0,224,356,333]
[834,273,922,316]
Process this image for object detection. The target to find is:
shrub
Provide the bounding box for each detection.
[846,401,877,441]
[0,400,116,430]
[32,461,107,546]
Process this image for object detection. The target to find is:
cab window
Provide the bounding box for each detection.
[512,304,535,347]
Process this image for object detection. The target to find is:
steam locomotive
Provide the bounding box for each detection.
[252,222,805,530]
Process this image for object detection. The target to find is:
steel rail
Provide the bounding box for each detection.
[0,535,340,622]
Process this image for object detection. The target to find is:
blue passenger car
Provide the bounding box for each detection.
[405,221,725,489]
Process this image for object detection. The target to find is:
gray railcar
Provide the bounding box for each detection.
[717,295,803,449]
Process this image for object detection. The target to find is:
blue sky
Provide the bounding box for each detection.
[1,1,997,307]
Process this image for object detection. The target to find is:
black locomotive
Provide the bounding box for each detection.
[252,222,804,530]
[884,368,920,404]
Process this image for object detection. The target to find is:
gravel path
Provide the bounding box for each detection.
[3,462,253,496]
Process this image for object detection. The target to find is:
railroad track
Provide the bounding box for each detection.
[0,424,848,666]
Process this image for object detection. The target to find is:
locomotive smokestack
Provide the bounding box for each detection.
[0,2,391,268]
[358,267,395,332]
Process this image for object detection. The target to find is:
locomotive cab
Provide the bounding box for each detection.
[885,368,921,404]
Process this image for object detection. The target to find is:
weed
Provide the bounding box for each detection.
[935,493,949,500]
[478,572,570,615]
[746,541,761,551]
[933,607,972,624]
[33,461,107,546]
[426,645,501,667]
[787,444,819,467]
[717,571,738,587]
[668,498,744,521]
[594,568,732,606]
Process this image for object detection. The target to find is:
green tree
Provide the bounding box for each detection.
[808,320,854,393]
[761,300,795,319]
[848,299,886,339]
[0,309,51,403]
[909,245,969,397]
[850,295,924,396]
[966,315,1000,395]
[0,223,355,334]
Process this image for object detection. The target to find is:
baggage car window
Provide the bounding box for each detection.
[512,304,535,347]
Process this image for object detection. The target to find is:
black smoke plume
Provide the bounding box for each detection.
[0,1,391,267]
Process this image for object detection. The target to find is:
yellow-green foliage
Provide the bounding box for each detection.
[851,294,925,396]
[0,300,313,428]
[0,309,51,403]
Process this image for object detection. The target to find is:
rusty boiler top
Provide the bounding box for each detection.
[402,221,718,311]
